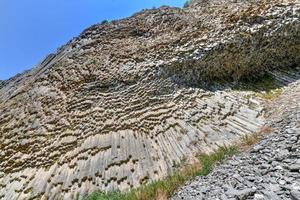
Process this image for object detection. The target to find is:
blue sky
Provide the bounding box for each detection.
[0,0,185,80]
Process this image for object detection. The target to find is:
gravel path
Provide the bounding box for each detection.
[171,82,300,200]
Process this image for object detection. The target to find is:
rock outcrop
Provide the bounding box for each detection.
[0,0,299,199]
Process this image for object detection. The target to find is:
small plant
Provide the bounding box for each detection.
[183,0,192,8]
[101,20,109,25]
[240,133,261,147]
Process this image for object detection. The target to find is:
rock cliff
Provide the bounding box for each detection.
[0,0,299,199]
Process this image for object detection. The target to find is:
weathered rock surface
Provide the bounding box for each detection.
[172,77,300,200]
[0,0,299,199]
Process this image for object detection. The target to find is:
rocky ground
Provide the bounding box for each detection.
[172,81,300,199]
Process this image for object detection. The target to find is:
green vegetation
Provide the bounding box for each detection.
[198,146,238,176]
[183,0,192,8]
[85,192,124,200]
[235,74,278,91]
[100,20,109,25]
[85,146,238,200]
[234,74,283,100]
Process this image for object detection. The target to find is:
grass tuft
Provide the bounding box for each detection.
[198,146,238,176]
[240,133,261,147]
[240,126,273,150]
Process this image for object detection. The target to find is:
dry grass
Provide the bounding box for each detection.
[239,126,273,150]
[240,133,261,148]
[256,88,283,100]
[259,125,273,134]
[155,189,168,200]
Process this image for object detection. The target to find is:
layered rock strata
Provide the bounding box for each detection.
[0,0,299,199]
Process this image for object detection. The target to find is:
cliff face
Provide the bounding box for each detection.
[0,0,299,199]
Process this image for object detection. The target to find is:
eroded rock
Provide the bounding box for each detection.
[0,0,299,199]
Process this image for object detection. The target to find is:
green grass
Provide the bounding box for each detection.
[212,74,283,100]
[233,74,283,100]
[234,74,277,91]
[84,146,239,200]
[85,191,124,200]
[183,0,192,8]
[197,146,238,176]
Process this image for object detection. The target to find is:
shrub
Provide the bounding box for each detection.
[101,20,109,25]
[183,0,192,8]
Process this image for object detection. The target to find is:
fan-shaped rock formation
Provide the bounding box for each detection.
[0,0,299,199]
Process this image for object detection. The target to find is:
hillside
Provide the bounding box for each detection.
[0,0,299,199]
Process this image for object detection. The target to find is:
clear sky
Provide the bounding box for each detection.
[0,0,185,80]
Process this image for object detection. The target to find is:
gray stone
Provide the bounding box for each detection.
[289,164,300,172]
[291,190,300,200]
[254,193,265,200]
[226,188,255,199]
